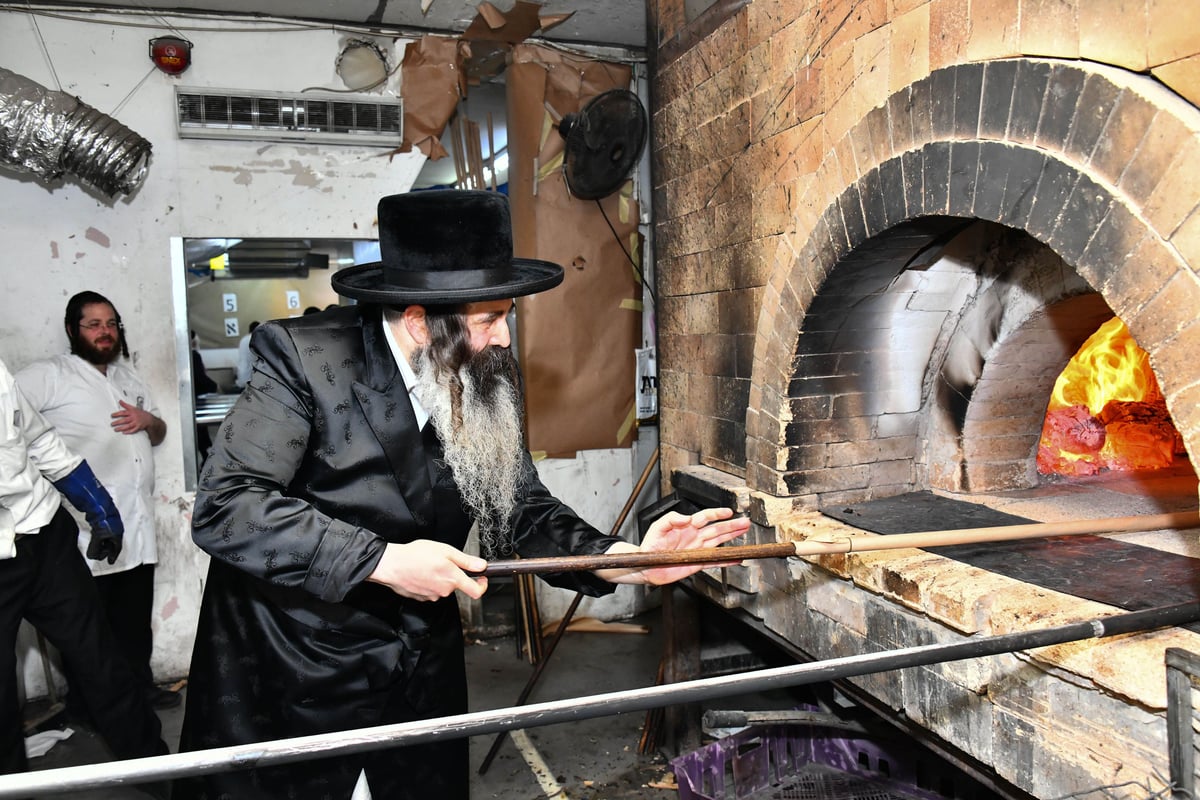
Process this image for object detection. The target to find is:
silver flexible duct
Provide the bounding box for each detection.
[0,66,151,197]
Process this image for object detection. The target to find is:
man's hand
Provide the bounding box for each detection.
[367,540,489,602]
[112,401,167,445]
[601,507,750,586]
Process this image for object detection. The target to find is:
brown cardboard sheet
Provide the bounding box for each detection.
[507,45,641,457]
[399,35,468,159]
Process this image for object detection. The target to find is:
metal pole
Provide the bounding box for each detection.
[2,601,1197,798]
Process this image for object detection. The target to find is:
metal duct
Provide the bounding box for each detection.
[0,66,151,198]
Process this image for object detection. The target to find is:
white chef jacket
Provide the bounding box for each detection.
[17,354,159,575]
[0,358,81,559]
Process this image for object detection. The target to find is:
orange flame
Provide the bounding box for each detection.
[1047,317,1161,415]
[1038,317,1178,476]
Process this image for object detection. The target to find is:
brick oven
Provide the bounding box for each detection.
[648,1,1200,797]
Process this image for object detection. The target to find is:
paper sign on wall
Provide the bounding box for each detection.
[222,293,238,313]
[224,318,240,338]
[286,290,301,311]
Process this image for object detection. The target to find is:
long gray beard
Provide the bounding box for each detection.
[411,348,526,556]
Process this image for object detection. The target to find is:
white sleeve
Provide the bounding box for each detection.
[0,363,38,512]
[2,362,81,484]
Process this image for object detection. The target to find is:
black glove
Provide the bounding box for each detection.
[52,461,124,564]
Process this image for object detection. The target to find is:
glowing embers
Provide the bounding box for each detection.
[1037,317,1184,476]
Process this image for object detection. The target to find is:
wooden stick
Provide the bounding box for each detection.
[477,510,1200,578]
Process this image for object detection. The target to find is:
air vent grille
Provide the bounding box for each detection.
[176,88,401,146]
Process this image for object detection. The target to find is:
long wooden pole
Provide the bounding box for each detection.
[477,510,1200,578]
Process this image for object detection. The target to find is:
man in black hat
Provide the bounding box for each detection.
[176,190,748,800]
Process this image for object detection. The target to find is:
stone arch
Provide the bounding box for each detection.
[747,57,1200,500]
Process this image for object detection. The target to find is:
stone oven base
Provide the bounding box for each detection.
[822,487,1200,625]
[672,462,1200,799]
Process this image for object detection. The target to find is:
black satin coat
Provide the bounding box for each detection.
[176,305,620,800]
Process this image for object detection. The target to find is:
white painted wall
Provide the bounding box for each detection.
[0,8,655,700]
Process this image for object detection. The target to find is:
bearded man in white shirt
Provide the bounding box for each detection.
[0,355,168,793]
[17,290,176,713]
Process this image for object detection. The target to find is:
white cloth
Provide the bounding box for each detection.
[381,315,428,430]
[0,358,80,559]
[24,728,74,758]
[16,355,159,574]
[235,333,253,389]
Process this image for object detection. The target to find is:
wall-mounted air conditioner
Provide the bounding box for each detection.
[175,87,402,147]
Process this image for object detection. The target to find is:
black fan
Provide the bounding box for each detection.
[558,89,647,200]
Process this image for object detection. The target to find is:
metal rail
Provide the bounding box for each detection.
[3,601,1198,797]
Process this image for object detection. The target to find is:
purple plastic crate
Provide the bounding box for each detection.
[670,724,952,800]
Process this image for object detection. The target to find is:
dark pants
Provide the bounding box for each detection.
[66,563,157,709]
[0,507,167,775]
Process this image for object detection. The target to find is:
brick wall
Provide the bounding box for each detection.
[650,0,1200,503]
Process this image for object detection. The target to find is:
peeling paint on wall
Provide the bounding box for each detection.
[85,227,110,247]
[286,160,320,187]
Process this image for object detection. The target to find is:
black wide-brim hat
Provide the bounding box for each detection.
[332,190,564,305]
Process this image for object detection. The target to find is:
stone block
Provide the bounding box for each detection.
[996,145,1046,229]
[1100,235,1180,321]
[888,5,930,94]
[929,66,956,138]
[965,0,1019,61]
[748,491,809,528]
[903,668,995,759]
[858,170,888,236]
[1117,105,1195,208]
[852,22,892,115]
[1007,58,1051,143]
[953,62,985,139]
[1148,0,1200,65]
[979,59,1018,140]
[1035,63,1086,152]
[1170,202,1200,277]
[783,464,871,493]
[901,148,926,218]
[805,569,868,635]
[1019,0,1080,58]
[1066,72,1124,163]
[1079,1,1149,71]
[870,458,914,486]
[795,62,825,124]
[947,140,981,217]
[1143,135,1200,237]
[1088,89,1158,189]
[921,140,951,215]
[928,0,970,70]
[1152,52,1200,107]
[1024,157,1078,244]
[1047,172,1112,265]
[878,157,907,226]
[963,460,1034,491]
[989,696,1038,790]
[1129,267,1200,353]
[818,0,887,57]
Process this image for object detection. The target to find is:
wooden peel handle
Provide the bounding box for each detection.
[473,510,1200,578]
[477,542,797,577]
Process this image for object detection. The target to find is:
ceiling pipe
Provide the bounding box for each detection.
[0,66,152,198]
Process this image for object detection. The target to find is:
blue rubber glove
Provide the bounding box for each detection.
[52,461,124,564]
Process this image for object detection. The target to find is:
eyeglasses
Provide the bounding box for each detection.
[80,320,121,331]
